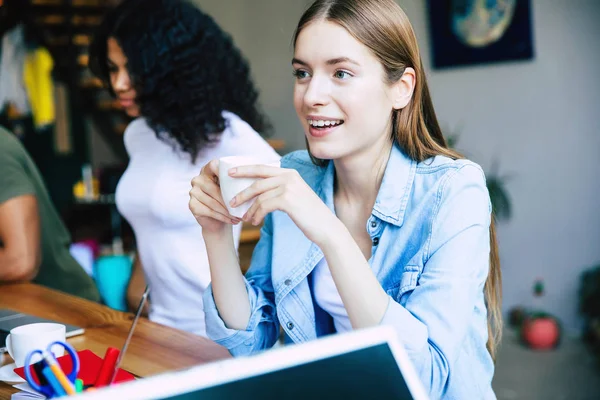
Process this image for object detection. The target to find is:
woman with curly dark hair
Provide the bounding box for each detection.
[89,0,279,336]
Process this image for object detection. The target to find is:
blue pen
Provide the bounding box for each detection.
[24,341,80,398]
[42,366,66,397]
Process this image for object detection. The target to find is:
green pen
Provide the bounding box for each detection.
[75,379,84,393]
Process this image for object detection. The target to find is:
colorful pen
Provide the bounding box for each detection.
[41,351,76,395]
[94,347,120,387]
[42,366,66,397]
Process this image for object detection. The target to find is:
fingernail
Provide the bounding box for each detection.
[230,197,237,207]
[228,168,237,175]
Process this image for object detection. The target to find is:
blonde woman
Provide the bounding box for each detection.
[190,0,502,397]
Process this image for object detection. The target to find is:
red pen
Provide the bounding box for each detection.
[94,347,120,387]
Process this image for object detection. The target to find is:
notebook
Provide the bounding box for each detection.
[75,325,429,400]
[0,309,85,353]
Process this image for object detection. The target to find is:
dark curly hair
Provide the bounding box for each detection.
[89,0,270,162]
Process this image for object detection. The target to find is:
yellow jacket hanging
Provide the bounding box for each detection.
[23,47,55,128]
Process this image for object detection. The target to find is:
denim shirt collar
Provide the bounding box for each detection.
[316,143,417,227]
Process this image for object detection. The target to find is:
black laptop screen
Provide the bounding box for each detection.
[161,344,415,400]
[0,330,8,350]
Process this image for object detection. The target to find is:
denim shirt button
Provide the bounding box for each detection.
[370,221,377,228]
[284,279,292,286]
[286,322,294,330]
[372,237,380,246]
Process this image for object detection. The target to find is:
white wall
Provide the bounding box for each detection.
[193,0,600,332]
[398,0,600,332]
[193,0,312,151]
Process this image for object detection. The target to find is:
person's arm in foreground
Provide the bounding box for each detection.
[0,195,41,282]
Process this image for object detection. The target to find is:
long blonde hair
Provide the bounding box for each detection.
[294,0,502,359]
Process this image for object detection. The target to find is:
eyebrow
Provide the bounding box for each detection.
[291,57,360,66]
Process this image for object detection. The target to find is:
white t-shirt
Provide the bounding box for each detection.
[312,258,352,333]
[116,111,280,336]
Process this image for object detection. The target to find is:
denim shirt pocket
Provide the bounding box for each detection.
[385,265,420,307]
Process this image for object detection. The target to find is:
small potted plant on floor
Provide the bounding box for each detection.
[519,279,562,350]
[579,264,600,359]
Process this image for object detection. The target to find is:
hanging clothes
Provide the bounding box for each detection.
[23,46,55,129]
[0,24,30,116]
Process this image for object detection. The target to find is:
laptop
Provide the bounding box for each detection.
[76,325,429,400]
[0,309,85,353]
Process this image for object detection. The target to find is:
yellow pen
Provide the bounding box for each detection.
[42,351,77,395]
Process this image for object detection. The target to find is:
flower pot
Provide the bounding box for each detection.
[521,316,560,350]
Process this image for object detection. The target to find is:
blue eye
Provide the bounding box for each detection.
[334,70,351,80]
[293,69,310,79]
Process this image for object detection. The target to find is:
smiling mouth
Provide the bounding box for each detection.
[307,119,344,129]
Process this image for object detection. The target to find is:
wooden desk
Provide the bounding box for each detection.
[239,223,263,273]
[0,283,231,399]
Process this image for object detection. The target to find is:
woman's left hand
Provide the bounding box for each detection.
[228,165,338,246]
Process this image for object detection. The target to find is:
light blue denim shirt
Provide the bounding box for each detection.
[204,143,496,399]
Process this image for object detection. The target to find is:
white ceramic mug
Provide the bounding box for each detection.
[5,323,66,367]
[219,156,281,218]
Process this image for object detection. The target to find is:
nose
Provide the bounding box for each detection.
[303,75,330,108]
[112,68,131,93]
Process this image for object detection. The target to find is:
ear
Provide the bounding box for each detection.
[391,67,416,110]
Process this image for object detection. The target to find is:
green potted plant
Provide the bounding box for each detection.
[519,279,562,350]
[579,264,600,358]
[445,132,512,221]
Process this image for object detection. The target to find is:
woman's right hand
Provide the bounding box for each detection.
[189,159,241,235]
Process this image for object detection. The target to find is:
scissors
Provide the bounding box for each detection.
[23,340,80,398]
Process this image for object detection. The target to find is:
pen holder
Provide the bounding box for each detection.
[14,349,136,387]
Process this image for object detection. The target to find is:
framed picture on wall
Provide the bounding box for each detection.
[427,0,534,69]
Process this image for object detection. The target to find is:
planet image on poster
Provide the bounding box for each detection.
[451,0,517,48]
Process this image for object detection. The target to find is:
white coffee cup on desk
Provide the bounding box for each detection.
[5,323,66,367]
[219,156,281,219]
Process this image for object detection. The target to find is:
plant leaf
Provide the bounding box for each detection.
[487,177,511,221]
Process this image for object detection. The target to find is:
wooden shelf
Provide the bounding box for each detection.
[73,34,92,46]
[31,0,64,5]
[239,224,262,273]
[77,54,89,67]
[72,15,103,25]
[31,0,115,8]
[79,77,103,89]
[240,226,261,244]
[267,139,285,151]
[39,35,91,48]
[114,122,128,135]
[97,99,122,111]
[74,193,116,205]
[35,15,66,25]
[46,36,70,46]
[72,0,109,6]
[35,15,102,26]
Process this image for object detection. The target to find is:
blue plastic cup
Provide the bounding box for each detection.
[93,255,133,311]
